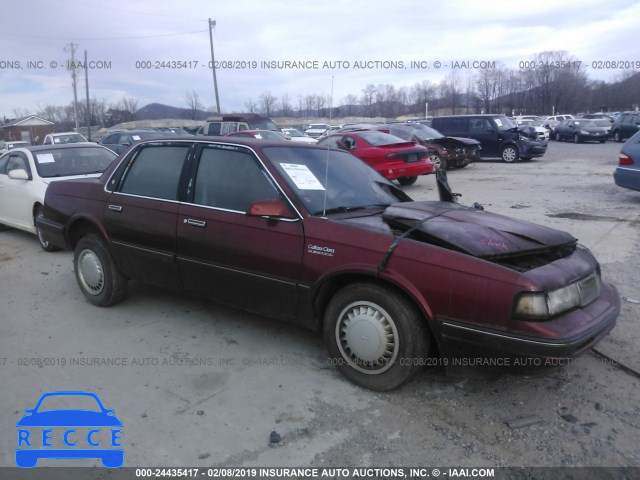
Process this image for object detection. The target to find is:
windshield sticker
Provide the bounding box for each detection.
[131,135,141,141]
[280,163,325,190]
[36,154,55,164]
[53,138,60,143]
[494,119,503,127]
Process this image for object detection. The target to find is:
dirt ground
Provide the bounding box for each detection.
[1,140,638,476]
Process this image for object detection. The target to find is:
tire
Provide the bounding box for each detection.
[74,234,127,307]
[0,223,6,232]
[429,154,447,170]
[574,134,581,144]
[613,131,622,142]
[555,132,561,141]
[324,282,430,391]
[397,176,418,186]
[35,206,59,252]
[501,145,519,163]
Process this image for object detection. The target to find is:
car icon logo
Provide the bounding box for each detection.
[16,391,123,468]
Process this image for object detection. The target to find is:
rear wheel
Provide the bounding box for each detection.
[324,282,430,391]
[397,176,418,186]
[429,154,447,170]
[35,206,59,252]
[501,145,519,163]
[74,234,127,306]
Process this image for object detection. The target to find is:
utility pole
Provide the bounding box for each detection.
[65,42,80,131]
[84,50,91,141]
[208,19,221,114]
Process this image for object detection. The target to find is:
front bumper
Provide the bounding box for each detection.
[519,140,547,158]
[436,281,619,375]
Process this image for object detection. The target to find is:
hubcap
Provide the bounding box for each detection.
[429,154,441,168]
[77,249,105,295]
[503,148,516,162]
[335,301,399,374]
[36,228,49,248]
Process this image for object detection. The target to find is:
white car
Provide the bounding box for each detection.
[42,132,88,145]
[0,144,117,251]
[542,115,575,132]
[304,123,330,138]
[281,128,318,143]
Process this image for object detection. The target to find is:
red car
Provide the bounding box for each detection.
[317,131,433,185]
[38,138,619,391]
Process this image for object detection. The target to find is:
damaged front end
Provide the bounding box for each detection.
[375,170,619,375]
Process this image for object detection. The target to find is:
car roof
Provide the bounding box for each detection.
[26,143,109,152]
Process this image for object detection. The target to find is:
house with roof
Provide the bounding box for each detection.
[0,115,54,145]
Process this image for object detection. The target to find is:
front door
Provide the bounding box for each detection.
[176,145,304,320]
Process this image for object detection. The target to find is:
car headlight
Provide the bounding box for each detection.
[580,130,590,135]
[513,272,601,320]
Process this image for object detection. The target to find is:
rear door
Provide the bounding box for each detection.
[176,144,304,319]
[103,142,193,290]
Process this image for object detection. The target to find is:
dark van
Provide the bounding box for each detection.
[203,114,279,136]
[431,114,547,162]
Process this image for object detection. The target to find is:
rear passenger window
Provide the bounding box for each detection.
[193,147,279,212]
[119,145,190,200]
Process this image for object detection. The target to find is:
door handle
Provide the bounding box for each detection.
[108,204,123,212]
[185,218,206,228]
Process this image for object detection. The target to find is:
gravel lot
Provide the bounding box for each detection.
[1,140,639,474]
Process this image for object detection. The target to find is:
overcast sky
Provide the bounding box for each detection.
[1,0,639,118]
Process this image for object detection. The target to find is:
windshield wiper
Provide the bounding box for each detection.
[314,204,389,216]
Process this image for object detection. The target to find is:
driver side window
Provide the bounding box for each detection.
[193,148,280,212]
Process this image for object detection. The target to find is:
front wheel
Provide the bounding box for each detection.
[35,206,59,252]
[574,133,581,144]
[555,132,561,141]
[74,234,127,306]
[397,176,417,186]
[501,145,519,163]
[613,131,622,142]
[324,282,430,391]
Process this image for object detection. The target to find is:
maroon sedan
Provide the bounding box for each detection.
[38,138,619,391]
[317,131,434,185]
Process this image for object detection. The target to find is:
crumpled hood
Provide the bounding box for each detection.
[382,201,577,259]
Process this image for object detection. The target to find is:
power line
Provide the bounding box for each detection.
[3,29,208,41]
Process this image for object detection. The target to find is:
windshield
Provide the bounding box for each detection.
[409,124,445,140]
[309,124,329,129]
[248,119,279,131]
[492,116,517,131]
[254,131,286,140]
[34,146,117,178]
[262,146,410,215]
[51,133,87,144]
[574,120,597,128]
[594,120,611,127]
[354,131,407,146]
[284,129,303,137]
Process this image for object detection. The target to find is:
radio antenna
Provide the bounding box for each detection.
[322,75,334,217]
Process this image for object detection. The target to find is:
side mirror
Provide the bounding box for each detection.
[247,199,296,219]
[8,169,30,180]
[121,142,131,147]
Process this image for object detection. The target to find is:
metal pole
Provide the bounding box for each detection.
[84,50,91,141]
[65,42,80,131]
[208,19,221,114]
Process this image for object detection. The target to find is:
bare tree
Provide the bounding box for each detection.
[184,90,203,120]
[361,84,377,117]
[280,94,292,117]
[244,98,257,113]
[342,94,358,116]
[258,91,277,117]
